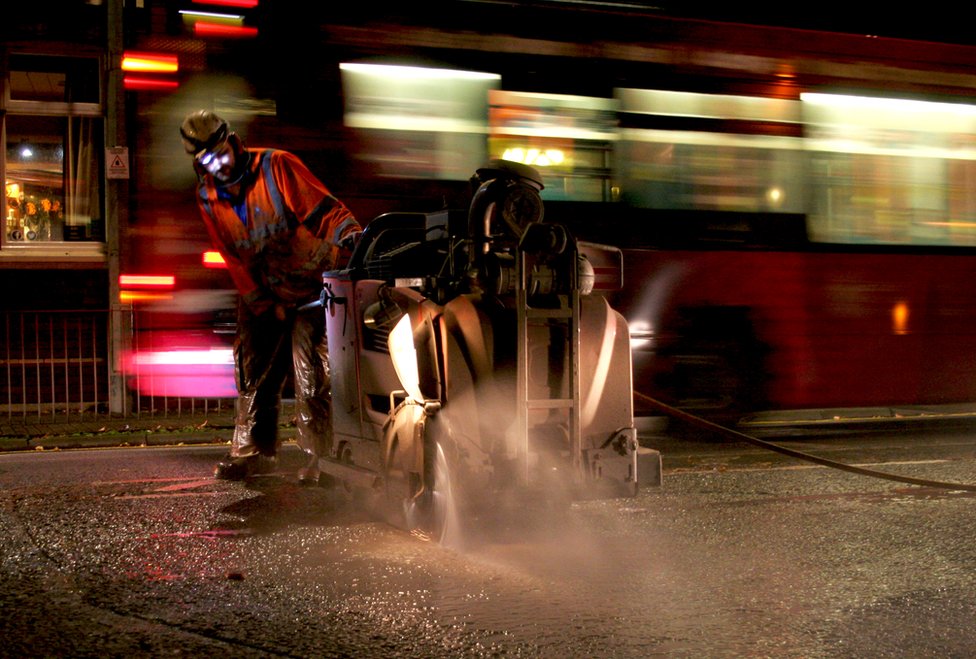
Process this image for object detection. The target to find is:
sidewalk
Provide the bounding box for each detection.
[737,402,976,435]
[0,406,297,453]
[6,402,976,453]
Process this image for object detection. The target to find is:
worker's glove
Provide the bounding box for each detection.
[338,231,361,252]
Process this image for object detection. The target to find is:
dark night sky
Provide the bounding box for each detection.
[648,2,976,46]
[501,1,972,47]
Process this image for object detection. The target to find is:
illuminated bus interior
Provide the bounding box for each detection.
[341,62,976,248]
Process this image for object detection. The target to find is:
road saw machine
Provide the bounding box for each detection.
[312,160,661,542]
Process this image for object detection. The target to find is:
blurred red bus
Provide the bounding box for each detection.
[119,186,238,404]
[120,9,976,422]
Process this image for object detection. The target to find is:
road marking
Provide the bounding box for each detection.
[97,476,224,499]
[151,529,257,538]
[113,491,226,499]
[93,477,212,485]
[152,479,217,491]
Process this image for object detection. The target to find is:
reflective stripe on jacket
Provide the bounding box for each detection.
[195,148,360,313]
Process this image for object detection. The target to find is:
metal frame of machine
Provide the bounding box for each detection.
[313,161,661,540]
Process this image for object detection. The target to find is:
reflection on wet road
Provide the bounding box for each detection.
[3,433,976,656]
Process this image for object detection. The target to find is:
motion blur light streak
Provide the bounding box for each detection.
[501,147,565,167]
[341,62,499,178]
[130,348,233,367]
[119,274,176,288]
[123,76,179,91]
[618,88,800,123]
[120,274,176,303]
[339,63,501,81]
[121,52,178,74]
[121,51,178,92]
[628,322,654,350]
[194,22,258,38]
[892,301,910,335]
[801,92,976,116]
[179,3,257,38]
[192,0,258,6]
[119,291,173,304]
[125,343,236,399]
[178,9,245,23]
[202,250,227,268]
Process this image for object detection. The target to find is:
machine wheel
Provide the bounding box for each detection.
[402,416,463,545]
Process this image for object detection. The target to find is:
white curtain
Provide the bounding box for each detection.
[66,116,94,227]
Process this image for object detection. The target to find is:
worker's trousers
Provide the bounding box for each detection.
[230,300,331,461]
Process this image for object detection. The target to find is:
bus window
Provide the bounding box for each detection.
[803,92,976,246]
[615,88,805,214]
[341,63,500,181]
[487,90,617,202]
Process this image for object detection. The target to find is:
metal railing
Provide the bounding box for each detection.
[2,309,108,419]
[1,309,233,422]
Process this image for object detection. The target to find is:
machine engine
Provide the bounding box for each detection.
[316,160,661,540]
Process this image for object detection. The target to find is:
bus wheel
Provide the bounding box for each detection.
[658,305,769,430]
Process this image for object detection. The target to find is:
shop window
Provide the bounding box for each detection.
[3,52,103,247]
[5,114,104,243]
[8,53,100,104]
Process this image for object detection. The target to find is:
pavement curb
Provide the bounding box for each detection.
[0,415,297,453]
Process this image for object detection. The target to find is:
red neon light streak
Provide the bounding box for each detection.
[202,251,227,268]
[124,76,180,91]
[121,51,179,73]
[119,291,173,304]
[119,274,176,289]
[192,0,258,7]
[194,21,258,37]
[130,347,235,366]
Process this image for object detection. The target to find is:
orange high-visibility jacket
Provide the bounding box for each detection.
[194,148,360,314]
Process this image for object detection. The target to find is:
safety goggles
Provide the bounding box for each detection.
[194,139,233,177]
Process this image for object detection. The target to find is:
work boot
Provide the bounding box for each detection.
[214,453,277,481]
[297,452,321,487]
[297,453,338,488]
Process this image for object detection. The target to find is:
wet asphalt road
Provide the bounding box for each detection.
[3,428,976,657]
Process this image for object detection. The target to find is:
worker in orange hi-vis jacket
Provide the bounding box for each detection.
[180,110,361,484]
